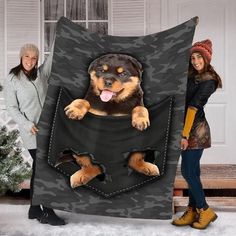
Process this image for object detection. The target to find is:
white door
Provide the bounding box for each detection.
[160,0,236,164]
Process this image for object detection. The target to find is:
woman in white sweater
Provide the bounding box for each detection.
[4,43,65,226]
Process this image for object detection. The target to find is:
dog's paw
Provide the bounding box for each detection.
[70,170,90,188]
[64,105,86,120]
[70,165,102,188]
[140,163,160,176]
[64,99,90,120]
[128,153,160,176]
[73,155,92,167]
[132,116,150,131]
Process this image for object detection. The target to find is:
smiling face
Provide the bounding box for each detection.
[21,50,38,73]
[190,52,205,73]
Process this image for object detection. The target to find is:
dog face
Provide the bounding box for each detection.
[88,54,143,102]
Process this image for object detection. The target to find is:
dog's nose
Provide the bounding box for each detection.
[104,79,113,87]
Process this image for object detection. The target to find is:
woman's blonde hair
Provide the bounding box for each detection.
[19,43,39,59]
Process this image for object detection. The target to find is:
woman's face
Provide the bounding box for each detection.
[191,52,205,73]
[22,50,38,72]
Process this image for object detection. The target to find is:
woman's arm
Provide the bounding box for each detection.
[38,39,55,82]
[181,106,197,150]
[182,106,197,140]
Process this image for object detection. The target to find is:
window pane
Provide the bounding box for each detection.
[88,0,108,20]
[44,23,56,52]
[88,22,108,34]
[66,0,86,20]
[44,0,64,20]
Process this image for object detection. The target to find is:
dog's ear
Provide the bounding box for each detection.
[88,55,105,73]
[128,56,143,79]
[88,58,98,74]
[88,54,111,73]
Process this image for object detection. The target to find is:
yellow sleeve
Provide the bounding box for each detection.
[182,106,197,139]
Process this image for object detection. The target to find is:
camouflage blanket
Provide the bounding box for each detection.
[32,16,196,219]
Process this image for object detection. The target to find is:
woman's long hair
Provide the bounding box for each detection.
[9,60,38,81]
[188,57,222,89]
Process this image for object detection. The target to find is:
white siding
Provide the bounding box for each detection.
[111,0,145,36]
[146,0,161,34]
[6,0,40,72]
[0,0,5,108]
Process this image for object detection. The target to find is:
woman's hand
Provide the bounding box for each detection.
[31,125,39,135]
[181,138,188,150]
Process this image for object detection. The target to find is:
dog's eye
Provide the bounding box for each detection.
[97,67,106,73]
[118,71,128,77]
[117,67,124,73]
[102,64,109,72]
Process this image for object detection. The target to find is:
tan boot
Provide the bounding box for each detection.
[192,207,218,230]
[172,207,197,226]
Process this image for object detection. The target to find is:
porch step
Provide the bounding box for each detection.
[173,164,236,211]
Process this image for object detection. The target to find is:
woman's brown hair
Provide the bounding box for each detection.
[188,55,222,89]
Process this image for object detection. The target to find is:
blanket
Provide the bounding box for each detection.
[32,16,197,219]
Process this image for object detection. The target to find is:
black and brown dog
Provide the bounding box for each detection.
[64,53,159,188]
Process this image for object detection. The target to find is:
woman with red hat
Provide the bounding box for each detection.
[172,39,222,230]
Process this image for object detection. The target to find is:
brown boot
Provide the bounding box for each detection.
[172,206,197,226]
[192,207,218,230]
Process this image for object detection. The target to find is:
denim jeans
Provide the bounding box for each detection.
[181,149,208,209]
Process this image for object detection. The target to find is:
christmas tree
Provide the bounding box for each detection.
[0,85,31,195]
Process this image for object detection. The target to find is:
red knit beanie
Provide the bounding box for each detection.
[190,39,212,63]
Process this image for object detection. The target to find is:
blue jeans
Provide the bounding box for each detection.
[181,149,208,209]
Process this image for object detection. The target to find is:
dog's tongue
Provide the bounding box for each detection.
[100,90,115,102]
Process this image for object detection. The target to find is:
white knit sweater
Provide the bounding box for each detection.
[4,57,52,149]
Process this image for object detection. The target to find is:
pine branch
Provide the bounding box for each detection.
[0,126,32,195]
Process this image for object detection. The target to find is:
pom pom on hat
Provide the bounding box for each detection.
[190,39,212,63]
[19,43,39,59]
